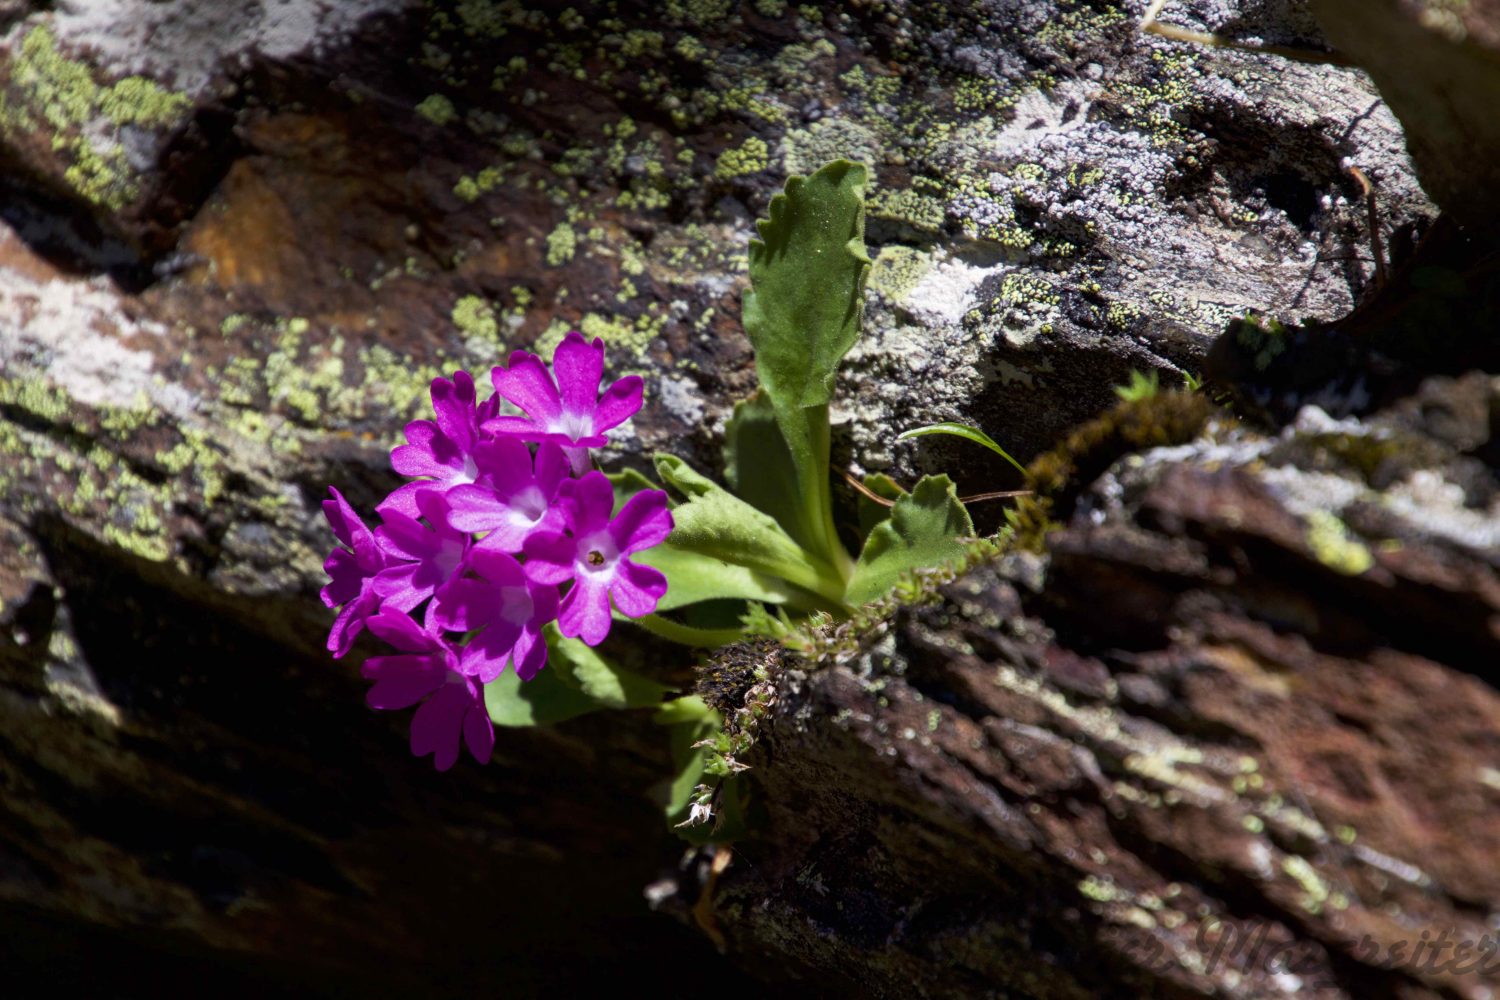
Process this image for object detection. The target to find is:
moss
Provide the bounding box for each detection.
[1013,391,1220,550]
[715,136,769,179]
[1304,510,1373,576]
[415,93,458,126]
[0,25,192,209]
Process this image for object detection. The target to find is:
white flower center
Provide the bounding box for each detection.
[457,453,479,484]
[550,410,594,441]
[578,531,618,576]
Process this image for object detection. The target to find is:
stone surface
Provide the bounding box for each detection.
[0,0,1491,995]
[686,379,1500,998]
[1312,0,1500,226]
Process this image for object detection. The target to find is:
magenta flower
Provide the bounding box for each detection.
[322,487,387,657]
[380,371,484,518]
[484,331,643,462]
[360,608,494,770]
[372,491,469,626]
[432,548,558,682]
[523,472,672,646]
[444,438,570,553]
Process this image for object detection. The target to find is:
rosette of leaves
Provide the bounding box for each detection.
[487,161,977,840]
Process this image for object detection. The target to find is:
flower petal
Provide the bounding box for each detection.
[533,442,568,498]
[376,480,431,519]
[493,352,562,424]
[446,485,515,535]
[371,563,425,612]
[611,488,674,554]
[322,487,363,549]
[470,436,536,498]
[559,577,613,646]
[430,371,477,452]
[522,531,578,584]
[569,471,617,534]
[592,375,644,433]
[363,653,446,709]
[480,415,546,440]
[553,331,605,414]
[410,678,469,771]
[610,558,668,618]
[467,547,527,588]
[511,625,549,681]
[321,547,365,608]
[463,697,495,765]
[328,587,379,658]
[364,606,436,652]
[459,618,524,682]
[430,578,494,633]
[375,509,431,562]
[392,420,460,478]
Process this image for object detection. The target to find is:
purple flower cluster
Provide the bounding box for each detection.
[321,332,672,770]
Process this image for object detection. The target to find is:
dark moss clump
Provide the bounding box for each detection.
[697,638,780,716]
[1011,390,1220,549]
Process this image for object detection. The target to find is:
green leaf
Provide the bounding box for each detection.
[845,474,975,605]
[635,541,798,611]
[631,613,746,648]
[897,422,1027,475]
[653,693,716,726]
[606,467,665,511]
[545,625,670,709]
[1113,369,1160,403]
[654,454,847,606]
[743,160,871,576]
[723,389,808,550]
[484,664,605,727]
[855,471,907,543]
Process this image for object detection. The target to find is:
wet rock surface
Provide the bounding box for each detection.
[0,0,1492,995]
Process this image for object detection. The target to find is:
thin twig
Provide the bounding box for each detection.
[1346,164,1389,287]
[958,489,1033,503]
[1140,0,1357,68]
[842,470,1031,506]
[842,470,896,507]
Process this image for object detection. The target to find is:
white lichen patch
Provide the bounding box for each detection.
[656,374,704,426]
[0,226,196,418]
[49,0,414,91]
[899,253,990,327]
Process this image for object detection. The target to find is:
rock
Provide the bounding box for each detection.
[690,380,1500,997]
[1312,0,1500,227]
[0,0,1487,994]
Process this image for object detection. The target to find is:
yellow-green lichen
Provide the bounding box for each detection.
[454,165,504,202]
[666,0,733,27]
[416,93,458,126]
[1304,510,1373,576]
[868,246,931,303]
[453,294,499,343]
[0,25,192,209]
[715,136,769,179]
[1000,273,1061,308]
[545,222,578,266]
[868,187,945,232]
[1281,855,1331,913]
